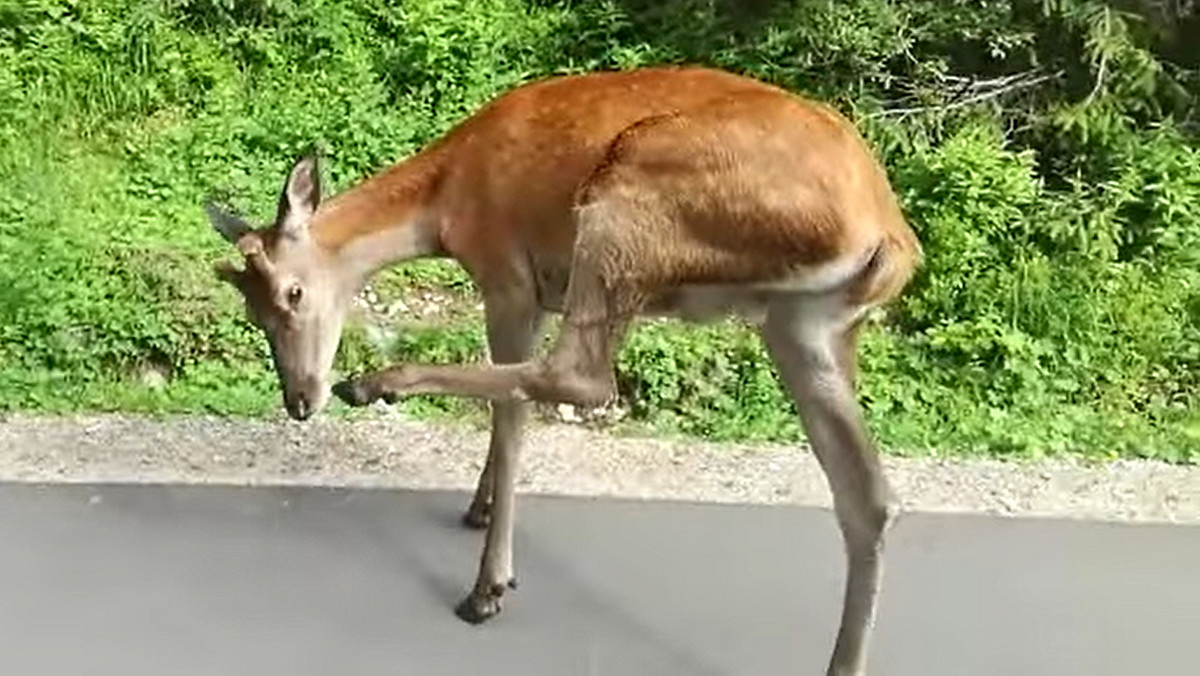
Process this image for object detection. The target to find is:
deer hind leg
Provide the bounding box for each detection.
[760,295,897,676]
[462,292,545,531]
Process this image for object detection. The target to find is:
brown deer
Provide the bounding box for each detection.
[204,65,921,676]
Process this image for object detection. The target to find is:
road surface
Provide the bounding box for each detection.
[1,481,1197,675]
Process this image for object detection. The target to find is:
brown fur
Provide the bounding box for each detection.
[306,66,920,304]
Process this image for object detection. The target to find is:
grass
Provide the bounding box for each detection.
[0,0,1197,462]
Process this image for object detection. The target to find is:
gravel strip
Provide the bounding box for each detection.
[1,411,1197,524]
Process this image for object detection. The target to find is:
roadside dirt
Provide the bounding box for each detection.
[1,411,1197,524]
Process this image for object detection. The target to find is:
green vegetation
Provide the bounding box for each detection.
[1,0,1198,460]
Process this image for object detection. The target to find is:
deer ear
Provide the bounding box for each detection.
[204,200,252,244]
[276,153,321,237]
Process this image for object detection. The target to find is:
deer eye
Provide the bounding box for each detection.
[286,284,304,308]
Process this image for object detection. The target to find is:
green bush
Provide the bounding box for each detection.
[0,0,1197,460]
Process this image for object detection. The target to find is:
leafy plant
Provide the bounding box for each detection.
[0,0,1196,461]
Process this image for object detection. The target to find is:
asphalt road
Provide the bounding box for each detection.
[0,482,1196,676]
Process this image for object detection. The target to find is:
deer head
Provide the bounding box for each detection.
[205,154,350,421]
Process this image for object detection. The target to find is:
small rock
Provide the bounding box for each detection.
[558,404,581,423]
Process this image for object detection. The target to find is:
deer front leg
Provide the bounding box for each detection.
[462,297,545,531]
[456,297,544,627]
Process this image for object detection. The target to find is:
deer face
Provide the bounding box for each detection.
[205,155,348,421]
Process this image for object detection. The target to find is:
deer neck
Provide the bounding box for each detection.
[308,149,446,291]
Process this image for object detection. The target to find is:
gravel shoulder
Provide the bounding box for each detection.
[1,411,1197,524]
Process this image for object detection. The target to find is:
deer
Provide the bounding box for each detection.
[203,65,921,676]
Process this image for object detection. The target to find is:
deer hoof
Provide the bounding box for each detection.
[461,504,491,529]
[334,378,402,407]
[332,379,373,406]
[454,584,508,624]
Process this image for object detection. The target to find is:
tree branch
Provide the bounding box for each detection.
[867,70,1063,119]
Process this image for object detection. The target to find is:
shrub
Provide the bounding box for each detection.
[0,0,1196,460]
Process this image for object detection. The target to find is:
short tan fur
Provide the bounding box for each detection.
[206,66,921,676]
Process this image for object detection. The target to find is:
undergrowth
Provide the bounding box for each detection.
[0,0,1197,461]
